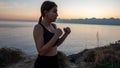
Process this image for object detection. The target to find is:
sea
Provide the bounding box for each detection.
[0,20,120,56]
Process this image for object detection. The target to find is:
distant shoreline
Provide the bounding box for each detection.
[0,18,120,26]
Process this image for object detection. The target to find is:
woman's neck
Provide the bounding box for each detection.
[41,18,51,27]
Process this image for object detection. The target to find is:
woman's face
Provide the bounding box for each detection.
[45,6,58,22]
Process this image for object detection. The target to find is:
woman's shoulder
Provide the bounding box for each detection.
[33,24,43,33]
[34,24,42,30]
[33,24,44,39]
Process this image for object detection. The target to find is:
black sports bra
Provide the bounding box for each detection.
[39,23,59,46]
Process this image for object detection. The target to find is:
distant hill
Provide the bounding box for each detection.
[1,18,120,25]
[0,18,37,22]
[56,18,120,25]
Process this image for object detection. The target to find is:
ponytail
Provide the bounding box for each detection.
[38,16,42,24]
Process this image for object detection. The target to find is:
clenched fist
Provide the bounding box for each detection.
[63,27,71,35]
[54,28,63,37]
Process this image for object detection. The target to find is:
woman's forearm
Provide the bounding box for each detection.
[56,33,69,46]
[40,34,60,54]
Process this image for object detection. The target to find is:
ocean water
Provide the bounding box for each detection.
[0,21,120,55]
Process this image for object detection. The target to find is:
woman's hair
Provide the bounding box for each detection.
[38,1,57,24]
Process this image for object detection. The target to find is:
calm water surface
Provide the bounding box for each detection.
[0,21,120,55]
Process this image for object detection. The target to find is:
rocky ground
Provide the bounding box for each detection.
[2,40,120,68]
[6,53,79,68]
[6,55,35,68]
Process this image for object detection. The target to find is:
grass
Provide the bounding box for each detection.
[0,47,25,68]
[76,40,120,68]
[97,61,120,68]
[57,51,71,68]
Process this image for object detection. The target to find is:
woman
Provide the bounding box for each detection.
[33,1,71,68]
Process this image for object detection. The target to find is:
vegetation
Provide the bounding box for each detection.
[0,47,25,68]
[57,51,72,68]
[1,40,120,68]
[81,40,120,68]
[95,40,120,68]
[68,40,120,68]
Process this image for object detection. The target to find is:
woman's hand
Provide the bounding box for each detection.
[63,27,71,35]
[54,28,63,37]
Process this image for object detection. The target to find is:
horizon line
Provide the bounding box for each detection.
[0,17,120,21]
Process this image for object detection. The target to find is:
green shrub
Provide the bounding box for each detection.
[0,47,24,68]
[57,51,70,68]
[83,50,95,62]
[96,61,120,68]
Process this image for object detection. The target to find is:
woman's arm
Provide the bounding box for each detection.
[33,24,62,55]
[52,24,71,46]
[56,27,71,46]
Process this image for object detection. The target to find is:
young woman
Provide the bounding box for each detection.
[33,1,71,68]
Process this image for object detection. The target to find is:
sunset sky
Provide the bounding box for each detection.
[0,0,120,20]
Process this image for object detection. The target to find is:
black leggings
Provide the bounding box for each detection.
[34,54,59,68]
